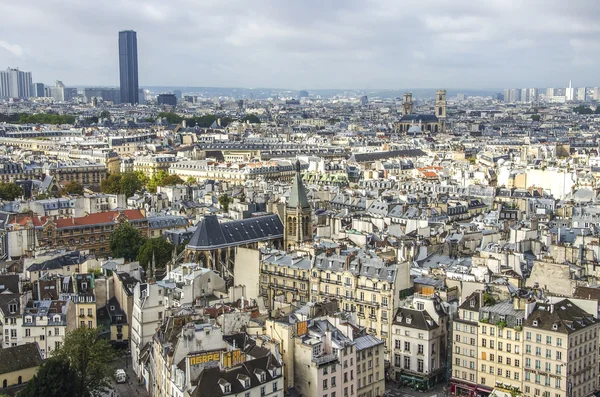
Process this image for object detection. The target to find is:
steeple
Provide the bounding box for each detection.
[150,250,156,283]
[288,160,310,209]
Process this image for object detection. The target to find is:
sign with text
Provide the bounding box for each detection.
[188,351,222,367]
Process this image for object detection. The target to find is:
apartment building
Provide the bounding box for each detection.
[451,293,600,397]
[259,250,311,309]
[131,282,165,381]
[355,334,385,397]
[22,299,75,358]
[133,154,178,177]
[293,318,358,397]
[311,249,412,358]
[522,299,599,397]
[451,291,482,396]
[477,299,525,394]
[392,292,448,390]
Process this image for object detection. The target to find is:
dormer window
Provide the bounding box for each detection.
[533,320,539,327]
[218,378,231,394]
[8,303,17,314]
[552,323,558,330]
[470,299,475,308]
[53,315,60,322]
[237,374,251,389]
[254,369,266,383]
[82,282,87,291]
[25,316,32,323]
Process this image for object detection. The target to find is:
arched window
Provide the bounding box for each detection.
[17,376,21,385]
[3,379,6,388]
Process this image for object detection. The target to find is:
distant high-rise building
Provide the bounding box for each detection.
[0,68,32,99]
[565,79,575,102]
[31,83,45,97]
[577,87,587,102]
[528,88,539,103]
[360,95,368,105]
[119,30,139,104]
[504,88,521,103]
[546,87,554,99]
[456,93,466,101]
[83,87,121,104]
[594,87,600,101]
[520,88,529,103]
[157,93,177,106]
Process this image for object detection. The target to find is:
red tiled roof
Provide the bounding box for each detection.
[421,171,438,178]
[13,216,48,227]
[54,210,145,228]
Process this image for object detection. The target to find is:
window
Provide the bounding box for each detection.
[404,341,410,352]
[417,359,424,373]
[25,329,30,337]
[418,344,424,354]
[323,379,328,389]
[10,329,16,338]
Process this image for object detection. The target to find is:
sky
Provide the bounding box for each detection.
[0,0,599,90]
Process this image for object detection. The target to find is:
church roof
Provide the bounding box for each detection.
[399,114,438,123]
[287,160,310,209]
[187,214,284,250]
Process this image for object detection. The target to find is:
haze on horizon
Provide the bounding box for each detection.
[0,0,598,90]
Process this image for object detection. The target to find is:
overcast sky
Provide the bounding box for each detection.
[0,0,598,90]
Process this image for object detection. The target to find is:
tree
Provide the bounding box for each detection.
[63,181,84,195]
[241,114,261,124]
[0,182,23,201]
[109,222,145,261]
[162,174,184,186]
[137,238,174,269]
[99,110,111,119]
[186,176,196,185]
[51,327,115,397]
[157,112,183,124]
[530,114,541,121]
[119,172,143,198]
[100,172,143,198]
[218,193,233,212]
[19,358,79,397]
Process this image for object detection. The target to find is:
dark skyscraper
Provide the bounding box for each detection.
[118,30,139,104]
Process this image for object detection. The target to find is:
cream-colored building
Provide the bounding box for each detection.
[310,249,412,358]
[0,343,43,389]
[259,250,311,308]
[391,293,448,390]
[522,299,599,397]
[451,293,600,397]
[451,291,482,396]
[355,334,385,397]
[22,299,75,358]
[477,299,525,394]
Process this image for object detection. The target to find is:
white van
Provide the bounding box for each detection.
[115,369,127,384]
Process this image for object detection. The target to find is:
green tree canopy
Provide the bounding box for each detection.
[0,182,23,201]
[109,222,145,261]
[18,113,75,124]
[218,193,233,212]
[19,358,79,397]
[100,172,143,198]
[241,114,261,124]
[573,105,594,115]
[63,181,84,195]
[147,170,184,192]
[99,110,111,119]
[185,176,196,185]
[530,114,541,121]
[157,112,184,124]
[51,327,115,397]
[137,237,174,269]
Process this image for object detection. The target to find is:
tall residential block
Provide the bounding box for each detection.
[118,30,139,105]
[0,68,32,99]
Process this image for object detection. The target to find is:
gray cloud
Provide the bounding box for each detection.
[0,0,598,89]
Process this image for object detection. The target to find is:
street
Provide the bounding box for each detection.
[104,352,149,397]
[385,381,448,397]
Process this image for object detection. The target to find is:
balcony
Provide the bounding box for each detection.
[312,353,338,366]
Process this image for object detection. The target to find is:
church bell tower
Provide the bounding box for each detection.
[285,160,312,249]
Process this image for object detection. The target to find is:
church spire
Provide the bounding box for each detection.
[287,160,310,209]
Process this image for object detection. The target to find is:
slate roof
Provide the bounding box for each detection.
[26,251,84,272]
[0,275,20,294]
[393,307,439,330]
[349,149,427,163]
[399,114,439,123]
[187,214,284,250]
[354,334,384,351]
[525,299,597,334]
[192,354,282,397]
[0,343,43,374]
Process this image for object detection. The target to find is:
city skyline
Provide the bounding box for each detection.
[1,1,600,89]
